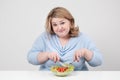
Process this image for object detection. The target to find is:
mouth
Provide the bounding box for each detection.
[58,29,65,32]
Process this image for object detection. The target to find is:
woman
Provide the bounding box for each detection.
[27,7,103,71]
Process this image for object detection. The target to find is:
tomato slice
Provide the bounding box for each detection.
[56,67,68,72]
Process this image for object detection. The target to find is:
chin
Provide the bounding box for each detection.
[57,33,68,38]
[58,35,67,38]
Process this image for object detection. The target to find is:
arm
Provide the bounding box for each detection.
[85,37,103,67]
[74,48,93,62]
[37,52,60,64]
[74,34,103,67]
[37,52,49,64]
[27,33,60,65]
[27,33,46,65]
[87,48,103,67]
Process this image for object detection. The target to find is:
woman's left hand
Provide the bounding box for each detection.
[74,48,93,62]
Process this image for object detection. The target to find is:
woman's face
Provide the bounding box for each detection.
[51,18,71,38]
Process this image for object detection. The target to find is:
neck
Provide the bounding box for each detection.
[59,35,70,40]
[59,35,70,47]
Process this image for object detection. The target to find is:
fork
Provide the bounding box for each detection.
[69,61,74,65]
[59,61,68,67]
[59,61,74,67]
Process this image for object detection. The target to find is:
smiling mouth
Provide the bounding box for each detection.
[59,30,65,32]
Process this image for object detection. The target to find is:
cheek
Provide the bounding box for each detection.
[52,27,57,32]
[65,24,70,30]
[68,27,70,31]
[66,26,70,32]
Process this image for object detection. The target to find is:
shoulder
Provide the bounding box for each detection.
[37,31,48,39]
[37,31,56,41]
[78,32,92,41]
[34,31,48,43]
[78,32,89,38]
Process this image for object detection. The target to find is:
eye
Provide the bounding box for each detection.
[60,22,65,25]
[52,24,57,27]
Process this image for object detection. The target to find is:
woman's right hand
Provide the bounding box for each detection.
[47,52,60,63]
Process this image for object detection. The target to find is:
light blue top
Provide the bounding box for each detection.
[27,32,103,71]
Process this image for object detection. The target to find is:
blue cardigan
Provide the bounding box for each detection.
[27,32,103,70]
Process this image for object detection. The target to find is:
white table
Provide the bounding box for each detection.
[0,71,119,80]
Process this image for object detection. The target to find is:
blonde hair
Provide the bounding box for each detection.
[45,7,79,37]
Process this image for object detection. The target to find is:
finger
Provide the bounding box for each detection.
[55,56,59,62]
[79,52,82,58]
[74,51,77,61]
[49,54,53,60]
[55,55,59,63]
[75,52,80,62]
[77,51,81,62]
[76,54,80,62]
[53,54,58,62]
[74,53,77,61]
[74,52,78,62]
[56,56,60,62]
[73,54,76,61]
[51,54,55,61]
[53,56,57,62]
[80,50,84,57]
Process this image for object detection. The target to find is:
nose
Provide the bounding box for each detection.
[58,24,63,29]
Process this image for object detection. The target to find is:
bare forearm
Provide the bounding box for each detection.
[37,52,49,64]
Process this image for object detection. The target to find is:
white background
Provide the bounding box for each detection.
[0,0,120,70]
